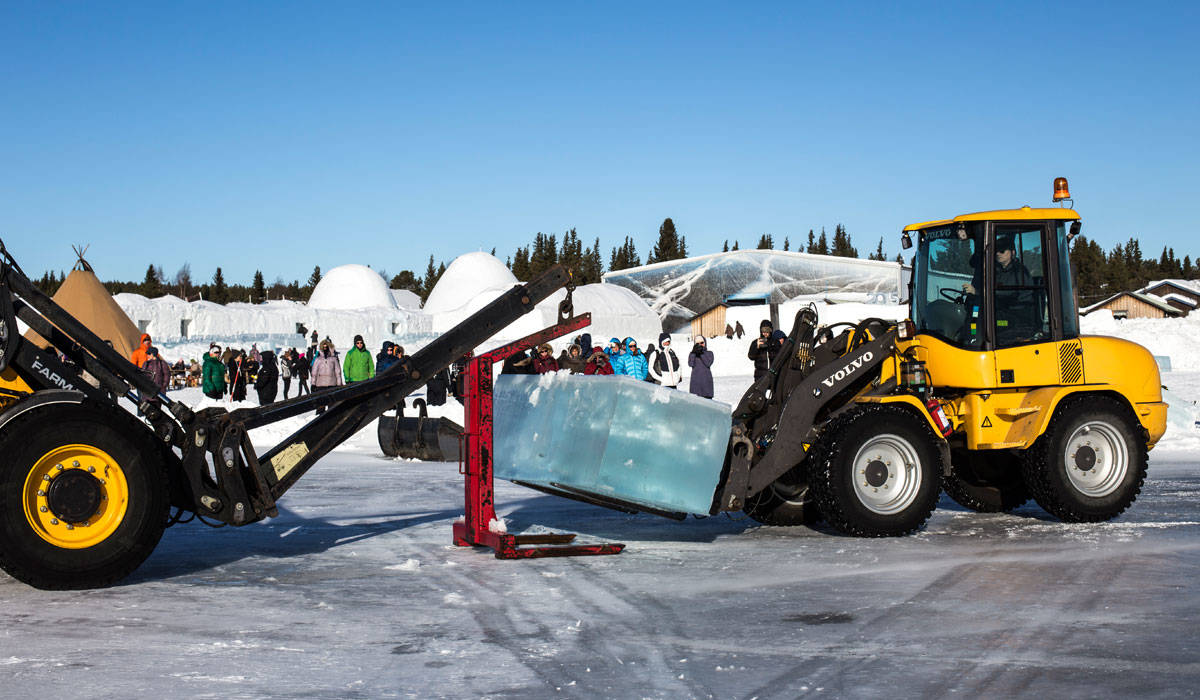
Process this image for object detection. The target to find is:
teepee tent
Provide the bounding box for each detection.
[24,248,143,360]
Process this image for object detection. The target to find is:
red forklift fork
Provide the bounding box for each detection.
[452,311,624,558]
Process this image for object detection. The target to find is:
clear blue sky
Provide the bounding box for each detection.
[2,2,1196,285]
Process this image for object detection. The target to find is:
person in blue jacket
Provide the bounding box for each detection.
[615,336,649,380]
[605,337,623,359]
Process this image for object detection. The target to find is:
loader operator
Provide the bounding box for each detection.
[963,234,1036,344]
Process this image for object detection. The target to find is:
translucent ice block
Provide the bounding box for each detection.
[493,373,732,515]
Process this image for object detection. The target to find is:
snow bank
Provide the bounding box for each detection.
[1081,311,1200,371]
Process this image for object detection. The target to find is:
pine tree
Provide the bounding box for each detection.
[756,234,773,250]
[806,229,816,253]
[559,228,584,274]
[252,270,265,302]
[511,246,531,280]
[649,218,683,263]
[722,240,729,253]
[421,255,438,301]
[731,240,739,251]
[211,267,228,304]
[679,235,687,258]
[783,236,790,252]
[141,264,162,297]
[579,237,604,284]
[869,237,886,261]
[831,224,857,258]
[307,266,322,288]
[815,228,829,255]
[390,270,420,293]
[609,236,641,271]
[1184,255,1194,279]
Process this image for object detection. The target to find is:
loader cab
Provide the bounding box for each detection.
[905,208,1082,386]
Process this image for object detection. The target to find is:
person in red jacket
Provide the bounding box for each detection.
[130,333,153,368]
[532,343,559,374]
[584,346,615,375]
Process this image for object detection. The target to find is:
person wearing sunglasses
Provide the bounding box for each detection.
[613,336,648,380]
[532,343,559,374]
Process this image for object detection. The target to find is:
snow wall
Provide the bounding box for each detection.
[603,249,905,331]
[116,252,660,358]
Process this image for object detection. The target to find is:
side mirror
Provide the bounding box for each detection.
[1068,221,1081,240]
[901,232,912,250]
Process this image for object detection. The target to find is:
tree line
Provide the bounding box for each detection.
[31,222,1196,306]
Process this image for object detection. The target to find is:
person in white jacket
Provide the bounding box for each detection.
[648,332,683,388]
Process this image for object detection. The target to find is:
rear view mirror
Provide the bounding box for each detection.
[1068,221,1081,240]
[901,232,912,250]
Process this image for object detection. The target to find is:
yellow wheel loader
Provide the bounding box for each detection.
[717,178,1167,535]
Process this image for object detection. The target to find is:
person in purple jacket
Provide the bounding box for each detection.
[688,336,714,399]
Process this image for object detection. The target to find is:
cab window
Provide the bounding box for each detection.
[993,225,1050,347]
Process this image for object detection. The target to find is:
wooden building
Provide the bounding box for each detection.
[690,303,728,339]
[1140,280,1200,317]
[1081,291,1184,320]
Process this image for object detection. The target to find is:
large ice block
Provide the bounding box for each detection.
[493,373,731,515]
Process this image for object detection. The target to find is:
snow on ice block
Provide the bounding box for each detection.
[493,373,732,515]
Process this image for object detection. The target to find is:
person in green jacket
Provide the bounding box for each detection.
[343,334,375,383]
[201,344,227,399]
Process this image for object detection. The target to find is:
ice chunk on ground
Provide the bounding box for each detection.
[493,375,731,514]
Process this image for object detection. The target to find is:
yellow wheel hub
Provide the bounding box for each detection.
[23,444,129,549]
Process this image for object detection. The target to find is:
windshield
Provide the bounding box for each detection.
[911,224,983,348]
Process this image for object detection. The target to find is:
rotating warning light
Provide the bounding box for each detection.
[1053,177,1071,202]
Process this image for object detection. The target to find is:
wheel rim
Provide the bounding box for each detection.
[23,444,129,549]
[1063,420,1128,498]
[852,433,922,515]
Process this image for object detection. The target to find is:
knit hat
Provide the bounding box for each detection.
[353,334,364,345]
[760,319,773,331]
[658,332,671,345]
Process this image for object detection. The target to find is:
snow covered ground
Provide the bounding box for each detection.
[3,311,1200,697]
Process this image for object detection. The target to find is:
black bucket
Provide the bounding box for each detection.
[378,398,463,462]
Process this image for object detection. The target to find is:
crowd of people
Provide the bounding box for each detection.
[129,317,789,407]
[498,331,717,399]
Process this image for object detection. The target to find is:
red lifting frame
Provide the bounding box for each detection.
[452,311,625,558]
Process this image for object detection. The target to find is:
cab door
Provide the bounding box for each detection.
[990,223,1062,388]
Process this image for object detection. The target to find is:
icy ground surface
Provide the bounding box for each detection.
[4,313,1200,697]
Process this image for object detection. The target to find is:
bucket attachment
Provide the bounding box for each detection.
[378,398,464,461]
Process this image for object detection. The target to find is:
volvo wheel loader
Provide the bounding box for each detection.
[713,178,1167,536]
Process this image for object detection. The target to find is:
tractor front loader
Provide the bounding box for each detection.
[711,179,1167,536]
[0,241,584,590]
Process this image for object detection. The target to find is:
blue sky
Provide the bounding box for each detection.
[2,2,1196,285]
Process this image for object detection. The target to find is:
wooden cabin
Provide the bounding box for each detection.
[1081,291,1183,320]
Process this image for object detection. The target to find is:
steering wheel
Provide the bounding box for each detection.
[939,287,968,305]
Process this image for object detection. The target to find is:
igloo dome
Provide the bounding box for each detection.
[423,252,519,314]
[307,264,397,310]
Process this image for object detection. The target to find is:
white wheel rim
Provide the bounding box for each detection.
[852,433,922,515]
[1063,420,1128,498]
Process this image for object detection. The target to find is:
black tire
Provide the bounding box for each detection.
[808,405,942,537]
[1021,395,1147,523]
[744,465,822,526]
[942,448,1029,513]
[0,403,169,590]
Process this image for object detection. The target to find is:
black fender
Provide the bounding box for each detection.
[0,389,87,433]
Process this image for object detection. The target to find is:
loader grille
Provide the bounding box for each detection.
[1059,340,1083,384]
